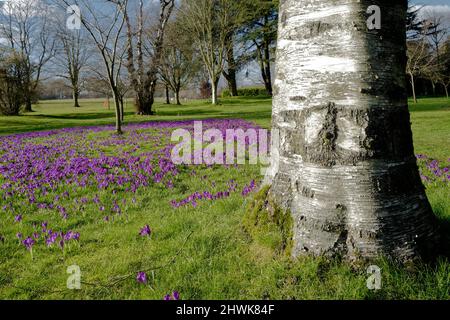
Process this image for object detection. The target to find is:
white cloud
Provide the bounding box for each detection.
[0,0,45,18]
[416,5,450,30]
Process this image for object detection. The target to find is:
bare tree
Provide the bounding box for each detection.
[55,28,89,107]
[159,20,198,105]
[115,0,175,115]
[407,36,437,103]
[439,37,450,98]
[0,0,56,112]
[55,0,128,134]
[180,0,240,105]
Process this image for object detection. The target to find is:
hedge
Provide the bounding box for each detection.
[221,87,270,98]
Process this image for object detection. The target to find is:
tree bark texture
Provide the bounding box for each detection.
[265,0,438,263]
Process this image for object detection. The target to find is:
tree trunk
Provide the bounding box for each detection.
[165,85,171,104]
[409,73,417,103]
[112,91,122,135]
[256,42,273,97]
[224,39,238,97]
[211,77,219,105]
[120,96,124,122]
[444,85,449,99]
[265,0,438,263]
[136,82,156,115]
[73,89,80,108]
[263,39,273,96]
[24,96,33,113]
[175,87,181,105]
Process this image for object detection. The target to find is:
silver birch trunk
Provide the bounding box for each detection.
[266,0,438,262]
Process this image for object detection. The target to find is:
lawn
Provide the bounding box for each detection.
[0,96,448,300]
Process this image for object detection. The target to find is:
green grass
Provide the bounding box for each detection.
[0,97,272,136]
[0,96,449,300]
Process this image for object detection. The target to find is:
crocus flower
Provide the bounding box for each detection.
[22,237,35,250]
[164,291,180,300]
[139,225,151,237]
[136,271,147,284]
[14,215,22,223]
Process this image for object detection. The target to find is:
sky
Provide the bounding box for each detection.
[413,1,450,4]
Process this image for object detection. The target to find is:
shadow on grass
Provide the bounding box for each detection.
[155,109,222,116]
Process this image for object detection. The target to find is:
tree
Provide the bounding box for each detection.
[180,0,241,105]
[0,52,28,116]
[439,38,450,98]
[222,32,239,97]
[220,0,251,97]
[117,0,175,115]
[265,1,438,263]
[159,20,198,105]
[406,33,438,103]
[239,0,278,96]
[0,0,56,112]
[55,28,89,108]
[56,0,128,134]
[407,4,426,40]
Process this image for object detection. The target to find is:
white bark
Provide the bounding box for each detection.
[266,0,438,262]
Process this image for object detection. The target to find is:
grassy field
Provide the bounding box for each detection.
[0,96,448,300]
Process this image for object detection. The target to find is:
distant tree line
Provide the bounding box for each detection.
[0,0,448,130]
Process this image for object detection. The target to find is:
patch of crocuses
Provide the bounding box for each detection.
[164,291,180,300]
[0,119,261,260]
[416,155,450,184]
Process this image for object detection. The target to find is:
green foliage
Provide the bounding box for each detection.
[0,52,28,116]
[222,87,270,98]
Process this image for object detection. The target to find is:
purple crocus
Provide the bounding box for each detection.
[136,271,147,284]
[139,225,152,237]
[14,215,23,223]
[22,237,35,250]
[164,291,180,300]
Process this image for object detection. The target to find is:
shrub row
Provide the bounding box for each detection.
[222,87,269,98]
